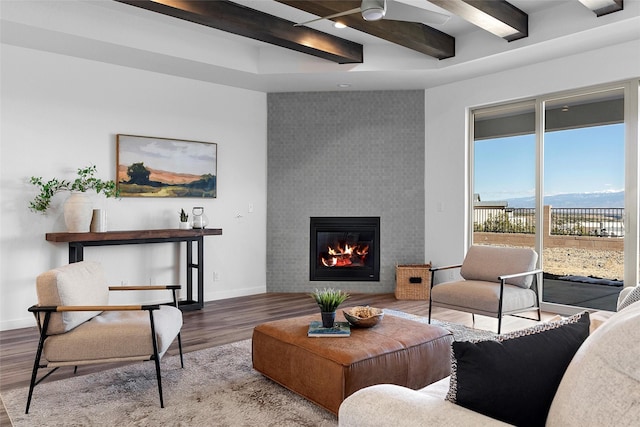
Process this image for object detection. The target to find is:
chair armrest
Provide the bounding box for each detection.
[108,285,181,291]
[429,264,462,272]
[499,269,543,281]
[28,304,160,313]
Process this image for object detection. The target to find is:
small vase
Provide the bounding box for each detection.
[321,311,336,328]
[63,192,93,233]
[179,221,191,230]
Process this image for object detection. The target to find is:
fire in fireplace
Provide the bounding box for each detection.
[310,217,380,281]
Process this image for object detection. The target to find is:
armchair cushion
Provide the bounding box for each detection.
[42,305,182,364]
[446,311,590,427]
[460,245,538,288]
[431,280,537,316]
[617,285,640,311]
[36,261,109,334]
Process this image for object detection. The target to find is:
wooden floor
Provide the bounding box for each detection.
[0,293,551,425]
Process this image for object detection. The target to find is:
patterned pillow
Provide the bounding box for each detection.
[617,286,640,311]
[446,311,590,427]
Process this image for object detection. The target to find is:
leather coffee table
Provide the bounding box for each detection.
[251,309,453,415]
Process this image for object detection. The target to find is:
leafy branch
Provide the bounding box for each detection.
[29,165,119,213]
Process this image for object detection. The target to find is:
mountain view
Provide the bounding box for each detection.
[506,191,624,208]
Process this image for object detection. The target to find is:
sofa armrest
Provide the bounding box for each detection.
[338,384,510,427]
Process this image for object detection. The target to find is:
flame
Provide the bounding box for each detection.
[321,242,369,268]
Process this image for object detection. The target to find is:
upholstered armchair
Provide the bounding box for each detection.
[428,245,542,333]
[26,261,184,413]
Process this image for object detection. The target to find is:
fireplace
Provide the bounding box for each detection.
[310,217,380,281]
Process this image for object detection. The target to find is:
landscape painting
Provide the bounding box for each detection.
[116,134,217,198]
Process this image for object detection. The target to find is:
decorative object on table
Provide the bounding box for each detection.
[395,264,432,300]
[29,165,119,233]
[116,134,217,198]
[307,321,351,337]
[191,206,209,229]
[179,209,190,229]
[309,288,350,328]
[90,209,107,232]
[343,306,384,328]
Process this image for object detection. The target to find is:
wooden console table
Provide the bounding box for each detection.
[45,228,223,311]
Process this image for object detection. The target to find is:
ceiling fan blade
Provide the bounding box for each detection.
[384,1,450,25]
[293,7,362,27]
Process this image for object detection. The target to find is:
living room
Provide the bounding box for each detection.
[1,0,639,424]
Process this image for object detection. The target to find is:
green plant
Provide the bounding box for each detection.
[180,209,189,222]
[29,165,119,213]
[310,288,350,312]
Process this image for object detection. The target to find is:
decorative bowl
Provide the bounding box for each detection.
[343,306,384,328]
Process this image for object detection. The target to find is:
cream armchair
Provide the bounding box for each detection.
[26,261,184,413]
[428,245,542,333]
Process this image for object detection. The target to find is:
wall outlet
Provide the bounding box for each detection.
[448,270,455,281]
[213,272,220,281]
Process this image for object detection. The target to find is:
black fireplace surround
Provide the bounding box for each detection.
[310,216,380,281]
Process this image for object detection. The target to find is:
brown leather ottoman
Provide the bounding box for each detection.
[251,310,453,415]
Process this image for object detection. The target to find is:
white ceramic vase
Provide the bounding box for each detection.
[63,192,93,232]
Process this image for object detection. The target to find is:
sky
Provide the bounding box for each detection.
[474,123,625,202]
[118,136,217,176]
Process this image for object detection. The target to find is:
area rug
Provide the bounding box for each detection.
[1,312,496,426]
[1,340,337,427]
[384,309,499,341]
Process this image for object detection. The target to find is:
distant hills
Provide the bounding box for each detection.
[505,191,624,208]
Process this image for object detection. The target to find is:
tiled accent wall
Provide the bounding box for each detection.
[267,90,425,293]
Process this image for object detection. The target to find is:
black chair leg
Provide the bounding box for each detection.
[177,332,184,369]
[148,311,164,408]
[26,312,51,414]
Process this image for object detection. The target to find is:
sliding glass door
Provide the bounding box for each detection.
[542,89,625,310]
[471,81,638,313]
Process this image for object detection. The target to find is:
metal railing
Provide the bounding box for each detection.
[473,207,624,237]
[551,207,624,237]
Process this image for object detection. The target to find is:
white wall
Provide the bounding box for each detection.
[0,45,268,330]
[425,39,640,271]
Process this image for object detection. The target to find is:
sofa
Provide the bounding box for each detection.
[339,288,640,426]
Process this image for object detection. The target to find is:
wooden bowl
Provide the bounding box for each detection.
[343,307,384,328]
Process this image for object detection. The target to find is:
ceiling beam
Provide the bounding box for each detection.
[428,0,528,42]
[113,0,364,64]
[577,0,624,17]
[276,0,455,60]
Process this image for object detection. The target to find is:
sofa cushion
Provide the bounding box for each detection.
[36,261,109,335]
[547,301,640,426]
[459,245,538,288]
[446,311,590,427]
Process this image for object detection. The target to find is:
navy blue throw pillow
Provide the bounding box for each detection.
[446,312,590,427]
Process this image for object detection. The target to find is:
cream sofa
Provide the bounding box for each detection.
[339,294,640,426]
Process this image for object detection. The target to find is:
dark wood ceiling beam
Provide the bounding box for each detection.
[428,0,527,42]
[577,0,624,17]
[114,0,363,64]
[276,0,455,59]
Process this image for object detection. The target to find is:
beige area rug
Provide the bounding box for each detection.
[1,340,337,427]
[1,312,497,426]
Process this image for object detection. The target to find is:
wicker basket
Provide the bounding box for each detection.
[395,264,432,300]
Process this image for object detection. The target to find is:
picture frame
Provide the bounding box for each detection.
[116,134,217,198]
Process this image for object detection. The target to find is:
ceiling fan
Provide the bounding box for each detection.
[294,0,451,27]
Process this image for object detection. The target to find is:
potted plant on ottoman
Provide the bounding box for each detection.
[310,288,350,328]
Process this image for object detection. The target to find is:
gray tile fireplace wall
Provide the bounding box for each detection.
[267,90,425,293]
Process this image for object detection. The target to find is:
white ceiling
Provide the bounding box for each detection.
[1,0,639,93]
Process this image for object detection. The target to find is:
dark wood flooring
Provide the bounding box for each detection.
[0,293,550,425]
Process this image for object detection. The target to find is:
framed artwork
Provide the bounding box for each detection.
[116,134,217,198]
